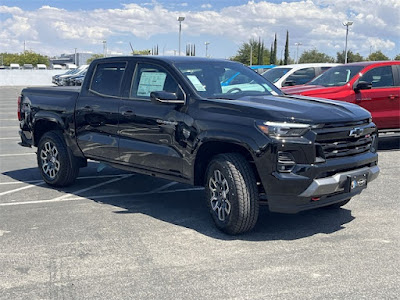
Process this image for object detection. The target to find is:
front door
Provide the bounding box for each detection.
[356,65,400,129]
[118,62,187,177]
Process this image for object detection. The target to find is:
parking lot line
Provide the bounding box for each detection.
[50,174,134,201]
[0,153,35,157]
[0,187,204,207]
[0,174,131,186]
[0,137,20,140]
[0,182,45,196]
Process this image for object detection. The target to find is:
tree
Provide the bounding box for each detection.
[284,31,289,65]
[269,34,277,65]
[367,50,389,61]
[86,54,104,64]
[336,50,364,63]
[0,51,49,66]
[298,49,334,63]
[231,39,271,65]
[394,54,400,60]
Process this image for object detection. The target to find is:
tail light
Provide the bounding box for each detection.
[17,95,22,121]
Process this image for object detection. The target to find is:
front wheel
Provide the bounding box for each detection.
[37,131,79,187]
[205,153,259,235]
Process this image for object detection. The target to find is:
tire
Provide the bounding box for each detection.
[323,198,351,209]
[205,153,259,235]
[37,131,79,187]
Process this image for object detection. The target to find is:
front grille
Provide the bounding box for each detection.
[314,120,376,160]
[318,136,372,159]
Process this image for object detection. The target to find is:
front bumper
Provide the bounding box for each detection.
[266,164,379,213]
[299,165,379,197]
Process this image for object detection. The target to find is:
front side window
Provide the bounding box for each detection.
[90,62,126,97]
[359,66,394,88]
[131,63,180,99]
[284,67,316,86]
[309,65,363,87]
[176,61,281,100]
[262,67,291,83]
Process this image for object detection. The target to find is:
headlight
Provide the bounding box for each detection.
[257,121,311,137]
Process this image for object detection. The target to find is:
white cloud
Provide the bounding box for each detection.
[0,1,398,58]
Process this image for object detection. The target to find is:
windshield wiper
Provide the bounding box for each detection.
[207,97,235,100]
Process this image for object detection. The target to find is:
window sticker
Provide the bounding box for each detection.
[187,75,206,91]
[137,72,167,96]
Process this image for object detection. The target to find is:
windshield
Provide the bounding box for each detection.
[175,61,282,100]
[308,65,364,87]
[262,68,291,83]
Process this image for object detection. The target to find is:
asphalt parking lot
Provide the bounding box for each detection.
[1,86,399,299]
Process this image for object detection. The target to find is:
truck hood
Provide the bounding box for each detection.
[282,84,345,96]
[203,94,370,124]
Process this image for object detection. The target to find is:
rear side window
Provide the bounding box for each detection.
[360,66,395,88]
[90,62,126,97]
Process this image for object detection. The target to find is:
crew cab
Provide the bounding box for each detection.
[282,61,400,132]
[18,56,379,234]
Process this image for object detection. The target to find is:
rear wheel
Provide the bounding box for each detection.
[37,131,79,187]
[205,153,259,235]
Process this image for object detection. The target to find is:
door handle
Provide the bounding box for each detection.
[388,95,399,100]
[121,110,135,116]
[82,105,93,112]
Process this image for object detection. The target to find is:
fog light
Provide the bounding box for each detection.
[277,151,296,173]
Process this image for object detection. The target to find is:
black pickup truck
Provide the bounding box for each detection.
[18,56,380,234]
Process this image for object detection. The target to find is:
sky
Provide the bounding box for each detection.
[0,0,399,60]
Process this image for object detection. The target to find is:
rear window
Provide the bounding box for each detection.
[90,62,126,97]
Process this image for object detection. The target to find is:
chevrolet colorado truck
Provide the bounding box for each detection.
[18,56,380,234]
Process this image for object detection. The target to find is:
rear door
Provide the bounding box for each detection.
[355,65,400,130]
[75,61,127,161]
[118,62,187,177]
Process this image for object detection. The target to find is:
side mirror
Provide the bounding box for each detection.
[283,80,296,87]
[150,91,185,104]
[354,81,372,93]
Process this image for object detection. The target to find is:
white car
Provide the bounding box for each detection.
[10,63,20,70]
[262,63,340,88]
[52,64,63,70]
[37,64,47,70]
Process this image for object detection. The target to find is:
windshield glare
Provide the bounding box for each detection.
[175,61,282,100]
[308,65,364,87]
[262,68,291,83]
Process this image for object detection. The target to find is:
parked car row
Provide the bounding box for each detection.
[52,65,88,86]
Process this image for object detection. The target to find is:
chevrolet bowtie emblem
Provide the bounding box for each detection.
[349,127,363,138]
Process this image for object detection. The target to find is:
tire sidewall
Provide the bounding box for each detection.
[205,158,241,232]
[37,132,71,186]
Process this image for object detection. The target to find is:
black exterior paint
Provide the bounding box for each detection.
[19,56,379,213]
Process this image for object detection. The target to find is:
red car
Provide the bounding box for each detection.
[282,61,400,131]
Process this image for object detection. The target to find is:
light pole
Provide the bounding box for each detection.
[343,21,353,64]
[177,16,185,56]
[74,48,77,65]
[294,42,302,63]
[102,40,107,57]
[205,41,210,57]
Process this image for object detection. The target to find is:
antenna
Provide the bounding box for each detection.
[129,42,134,55]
